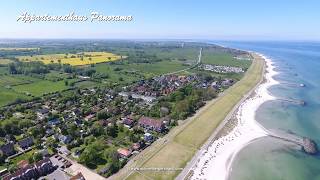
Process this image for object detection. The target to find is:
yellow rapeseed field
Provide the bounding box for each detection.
[18,52,123,66]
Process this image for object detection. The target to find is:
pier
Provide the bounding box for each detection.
[276,98,306,106]
[268,129,318,155]
[280,81,306,88]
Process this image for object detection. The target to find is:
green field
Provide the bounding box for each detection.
[12,80,69,96]
[202,49,252,69]
[117,54,264,180]
[0,87,30,106]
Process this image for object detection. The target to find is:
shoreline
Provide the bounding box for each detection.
[187,53,279,180]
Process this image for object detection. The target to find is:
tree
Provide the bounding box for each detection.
[107,124,118,138]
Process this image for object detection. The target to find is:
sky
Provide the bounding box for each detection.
[0,0,319,40]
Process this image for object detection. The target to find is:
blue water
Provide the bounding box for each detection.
[212,41,320,180]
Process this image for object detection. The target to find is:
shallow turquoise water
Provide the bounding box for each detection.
[212,41,320,180]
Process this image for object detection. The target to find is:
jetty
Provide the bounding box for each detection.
[280,81,306,88]
[268,129,318,155]
[276,98,306,106]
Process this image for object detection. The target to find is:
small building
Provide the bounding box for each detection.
[58,135,72,144]
[70,172,86,180]
[144,133,153,142]
[0,143,15,156]
[18,137,34,150]
[122,117,134,128]
[138,117,165,132]
[48,118,61,126]
[117,148,132,159]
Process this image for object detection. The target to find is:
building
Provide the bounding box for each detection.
[3,158,54,180]
[117,148,132,159]
[58,135,72,144]
[122,116,134,128]
[18,137,34,150]
[70,172,86,180]
[144,133,153,142]
[138,117,165,132]
[0,143,15,156]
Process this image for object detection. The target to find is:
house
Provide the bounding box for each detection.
[36,109,49,120]
[58,135,72,144]
[117,148,132,159]
[5,134,16,143]
[4,164,38,180]
[0,143,15,156]
[18,137,34,150]
[138,117,165,132]
[221,79,234,86]
[144,133,153,142]
[122,117,134,128]
[4,158,54,180]
[45,129,54,137]
[70,172,86,180]
[35,158,55,176]
[48,118,61,126]
[132,141,145,151]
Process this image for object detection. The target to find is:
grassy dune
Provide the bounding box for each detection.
[18,52,122,66]
[120,54,264,180]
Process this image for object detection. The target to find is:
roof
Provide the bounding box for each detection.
[70,172,86,180]
[138,117,164,129]
[18,137,34,148]
[0,143,15,155]
[117,148,131,157]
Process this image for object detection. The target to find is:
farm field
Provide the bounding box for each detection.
[18,52,122,66]
[0,47,39,51]
[113,60,188,77]
[0,59,13,64]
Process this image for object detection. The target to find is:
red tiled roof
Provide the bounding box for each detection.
[117,148,131,157]
[138,117,163,129]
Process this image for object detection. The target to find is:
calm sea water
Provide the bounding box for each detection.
[212,41,320,180]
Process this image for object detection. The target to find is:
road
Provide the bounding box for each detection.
[163,48,202,76]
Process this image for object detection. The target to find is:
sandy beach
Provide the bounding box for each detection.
[190,54,279,180]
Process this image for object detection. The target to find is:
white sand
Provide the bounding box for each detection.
[190,54,279,180]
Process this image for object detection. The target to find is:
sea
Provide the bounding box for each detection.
[211,41,320,180]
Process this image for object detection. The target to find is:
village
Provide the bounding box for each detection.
[0,72,236,179]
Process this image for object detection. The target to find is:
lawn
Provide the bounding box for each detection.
[18,52,122,66]
[10,149,36,166]
[12,80,69,96]
[122,54,264,180]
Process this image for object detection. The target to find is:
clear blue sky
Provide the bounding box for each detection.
[1,0,319,40]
